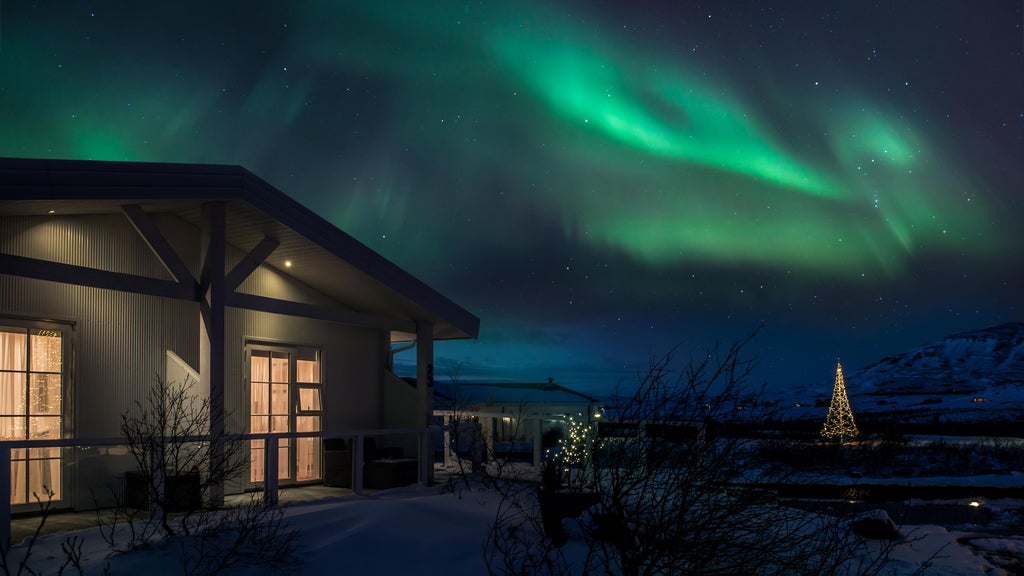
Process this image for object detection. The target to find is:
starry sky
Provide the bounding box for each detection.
[2,2,1021,396]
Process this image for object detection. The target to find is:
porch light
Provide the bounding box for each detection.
[47,209,55,214]
[284,260,293,268]
[969,500,981,507]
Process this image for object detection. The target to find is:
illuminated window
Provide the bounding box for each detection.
[1,322,66,505]
[248,345,322,484]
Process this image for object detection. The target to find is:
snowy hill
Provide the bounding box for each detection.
[854,322,1024,396]
[770,323,1024,426]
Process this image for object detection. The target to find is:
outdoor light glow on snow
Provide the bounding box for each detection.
[1,1,1020,393]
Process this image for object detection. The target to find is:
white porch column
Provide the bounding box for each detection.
[200,202,226,506]
[415,322,434,485]
[484,416,495,463]
[443,414,452,469]
[533,417,542,468]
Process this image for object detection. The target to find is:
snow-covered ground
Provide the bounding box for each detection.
[4,479,1022,575]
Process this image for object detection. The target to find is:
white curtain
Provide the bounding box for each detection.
[0,332,26,432]
[1,328,65,504]
[1,330,27,503]
[250,353,269,482]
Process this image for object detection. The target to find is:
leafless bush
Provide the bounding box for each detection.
[118,376,249,540]
[95,376,298,572]
[486,334,909,575]
[484,479,575,576]
[0,489,110,576]
[177,493,298,576]
[0,489,57,576]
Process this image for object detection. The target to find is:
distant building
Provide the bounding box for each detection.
[431,378,601,467]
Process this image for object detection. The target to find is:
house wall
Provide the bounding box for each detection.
[0,275,200,509]
[382,371,418,429]
[0,212,392,509]
[225,307,386,434]
[1,213,172,277]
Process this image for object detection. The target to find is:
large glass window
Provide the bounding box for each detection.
[248,345,322,484]
[0,323,65,505]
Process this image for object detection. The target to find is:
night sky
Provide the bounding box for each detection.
[2,2,1021,396]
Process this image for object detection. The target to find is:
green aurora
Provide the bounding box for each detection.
[1,1,1019,391]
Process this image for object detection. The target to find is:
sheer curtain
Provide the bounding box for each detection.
[250,352,270,482]
[1,330,27,503]
[29,331,61,500]
[295,349,322,482]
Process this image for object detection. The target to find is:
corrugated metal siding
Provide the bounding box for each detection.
[0,275,199,509]
[1,209,390,507]
[226,307,386,433]
[0,212,203,437]
[237,265,341,308]
[0,278,197,438]
[153,212,202,283]
[0,214,173,278]
[1,211,202,509]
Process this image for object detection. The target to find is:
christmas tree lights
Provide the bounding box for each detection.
[561,413,590,469]
[820,360,859,441]
[554,412,594,488]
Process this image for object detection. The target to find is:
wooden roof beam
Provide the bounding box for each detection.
[121,203,198,288]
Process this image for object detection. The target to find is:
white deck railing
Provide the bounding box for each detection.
[0,427,431,544]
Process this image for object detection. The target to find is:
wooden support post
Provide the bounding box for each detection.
[264,436,279,506]
[415,322,434,485]
[200,202,226,507]
[0,447,10,545]
[419,430,430,485]
[353,434,364,495]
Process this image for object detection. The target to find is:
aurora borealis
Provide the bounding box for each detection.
[2,2,1021,394]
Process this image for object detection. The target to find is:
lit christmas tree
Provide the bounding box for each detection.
[820,360,859,441]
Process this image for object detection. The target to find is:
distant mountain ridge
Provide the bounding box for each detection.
[772,322,1024,423]
[852,322,1024,397]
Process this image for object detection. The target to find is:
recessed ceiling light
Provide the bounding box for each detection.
[284,260,293,268]
[47,209,55,215]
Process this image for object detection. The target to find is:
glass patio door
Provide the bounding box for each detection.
[248,345,322,484]
[0,322,65,505]
[294,348,322,482]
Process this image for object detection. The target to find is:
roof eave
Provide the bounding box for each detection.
[0,157,480,340]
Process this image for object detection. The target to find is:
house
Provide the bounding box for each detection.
[432,378,601,467]
[0,157,479,515]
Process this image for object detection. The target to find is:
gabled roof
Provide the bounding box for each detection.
[0,157,479,340]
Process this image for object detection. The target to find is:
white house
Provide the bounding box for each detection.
[0,157,479,514]
[432,379,601,468]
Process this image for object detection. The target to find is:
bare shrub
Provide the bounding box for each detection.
[0,489,111,576]
[486,334,908,575]
[97,376,299,572]
[177,493,298,576]
[118,376,249,540]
